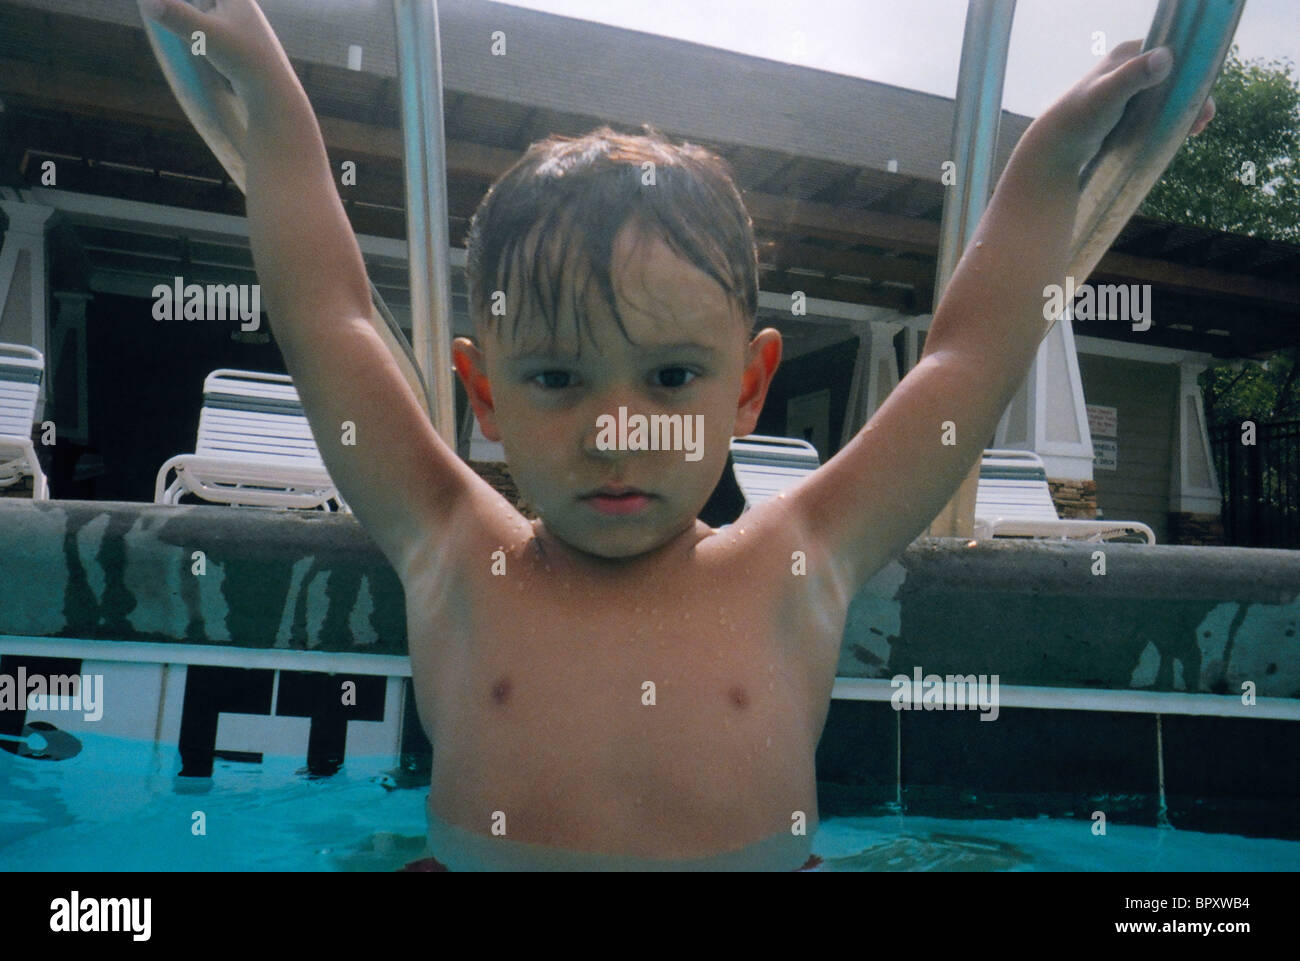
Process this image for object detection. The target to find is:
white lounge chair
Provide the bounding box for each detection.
[730,434,822,509]
[155,368,349,511]
[0,343,49,500]
[975,448,1155,544]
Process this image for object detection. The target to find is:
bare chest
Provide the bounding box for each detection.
[400,522,847,847]
[413,553,813,738]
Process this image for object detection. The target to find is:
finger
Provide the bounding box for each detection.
[1100,38,1145,69]
[1082,38,1144,82]
[1092,45,1174,107]
[139,0,215,38]
[1190,96,1216,136]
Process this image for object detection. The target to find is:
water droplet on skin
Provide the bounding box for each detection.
[768,681,775,691]
[975,241,983,248]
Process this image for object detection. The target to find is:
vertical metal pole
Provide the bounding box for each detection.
[926,0,1016,538]
[393,0,456,446]
[1250,432,1262,546]
[1227,429,1237,545]
[931,0,1017,304]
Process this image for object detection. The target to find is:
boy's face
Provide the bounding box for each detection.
[453,222,782,561]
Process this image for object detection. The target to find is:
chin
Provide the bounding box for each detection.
[549,516,670,560]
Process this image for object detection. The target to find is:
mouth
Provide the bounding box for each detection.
[580,486,656,516]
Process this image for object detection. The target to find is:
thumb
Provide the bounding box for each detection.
[139,0,215,39]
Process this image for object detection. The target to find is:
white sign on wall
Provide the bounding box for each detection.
[1087,404,1117,438]
[1087,405,1118,470]
[1093,437,1117,471]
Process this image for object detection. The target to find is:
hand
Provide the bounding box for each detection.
[1027,40,1216,179]
[138,0,294,101]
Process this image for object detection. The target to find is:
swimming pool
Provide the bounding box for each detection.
[3,730,1298,871]
[2,500,1297,871]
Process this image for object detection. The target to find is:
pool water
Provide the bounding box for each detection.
[3,734,1298,871]
[810,814,1300,871]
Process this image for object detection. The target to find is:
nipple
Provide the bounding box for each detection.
[490,677,512,704]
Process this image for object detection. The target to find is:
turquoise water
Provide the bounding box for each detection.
[3,734,1299,871]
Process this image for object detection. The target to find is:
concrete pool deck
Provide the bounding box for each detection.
[1,498,1295,698]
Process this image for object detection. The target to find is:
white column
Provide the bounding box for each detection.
[866,322,902,418]
[994,308,1095,481]
[901,314,929,374]
[1170,359,1221,512]
[839,320,902,449]
[0,202,56,414]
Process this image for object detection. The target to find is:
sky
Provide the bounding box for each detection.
[495,0,1299,118]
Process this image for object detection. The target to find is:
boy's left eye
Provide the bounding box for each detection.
[655,367,697,388]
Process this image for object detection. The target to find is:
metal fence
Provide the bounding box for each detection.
[1210,419,1300,549]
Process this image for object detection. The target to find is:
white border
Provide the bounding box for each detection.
[0,635,411,677]
[832,677,1300,720]
[4,635,1294,720]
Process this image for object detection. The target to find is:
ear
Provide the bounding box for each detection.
[452,336,503,441]
[733,327,782,436]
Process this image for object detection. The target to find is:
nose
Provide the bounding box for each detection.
[580,389,643,460]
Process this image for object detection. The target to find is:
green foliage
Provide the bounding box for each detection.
[1201,346,1300,428]
[1139,47,1300,428]
[1140,46,1300,242]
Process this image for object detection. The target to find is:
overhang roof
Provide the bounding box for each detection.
[1,0,1296,359]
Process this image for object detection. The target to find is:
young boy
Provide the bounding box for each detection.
[140,0,1213,870]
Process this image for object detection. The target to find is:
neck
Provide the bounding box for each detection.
[529,516,714,575]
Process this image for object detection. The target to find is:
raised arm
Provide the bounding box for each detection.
[142,0,481,579]
[787,41,1214,598]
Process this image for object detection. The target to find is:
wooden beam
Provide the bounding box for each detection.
[764,236,934,288]
[745,191,939,253]
[1094,251,1300,308]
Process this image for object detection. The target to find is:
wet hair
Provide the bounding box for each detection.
[463,124,759,354]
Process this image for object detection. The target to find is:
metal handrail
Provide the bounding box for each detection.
[139,3,443,439]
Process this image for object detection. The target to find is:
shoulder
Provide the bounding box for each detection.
[714,496,854,673]
[399,477,532,600]
[699,497,849,612]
